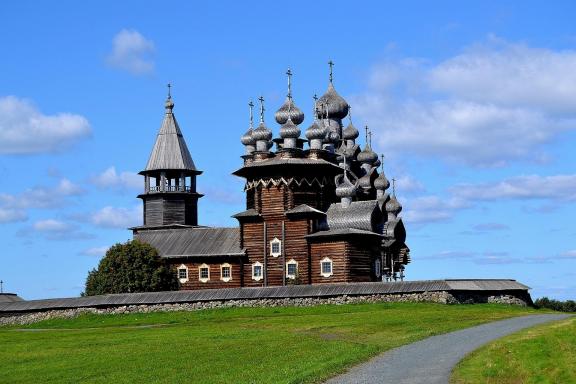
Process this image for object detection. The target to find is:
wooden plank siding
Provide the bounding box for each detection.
[169,258,243,290]
[310,241,348,284]
[347,240,381,282]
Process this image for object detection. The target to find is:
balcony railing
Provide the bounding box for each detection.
[147,185,191,193]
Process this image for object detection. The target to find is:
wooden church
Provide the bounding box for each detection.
[132,65,410,290]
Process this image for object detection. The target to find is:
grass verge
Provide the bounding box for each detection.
[451,315,575,384]
[1,302,541,384]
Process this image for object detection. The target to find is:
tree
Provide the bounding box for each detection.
[84,240,178,296]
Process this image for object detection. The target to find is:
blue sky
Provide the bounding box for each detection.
[1,1,575,300]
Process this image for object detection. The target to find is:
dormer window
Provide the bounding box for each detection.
[177,264,189,283]
[270,238,281,257]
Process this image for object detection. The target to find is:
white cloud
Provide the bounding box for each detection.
[18,218,94,241]
[560,250,576,259]
[80,246,109,257]
[91,205,141,228]
[354,38,576,167]
[0,208,27,223]
[91,166,141,190]
[452,174,576,201]
[356,97,571,167]
[0,178,84,210]
[0,96,91,154]
[403,195,469,224]
[394,175,425,194]
[106,29,155,75]
[429,39,576,113]
[32,219,71,232]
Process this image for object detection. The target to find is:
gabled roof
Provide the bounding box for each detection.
[135,227,244,258]
[143,105,198,173]
[285,204,326,218]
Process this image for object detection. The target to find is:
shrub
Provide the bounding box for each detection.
[534,297,576,312]
[83,240,178,296]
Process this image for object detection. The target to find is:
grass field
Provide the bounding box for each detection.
[1,303,541,384]
[451,315,576,384]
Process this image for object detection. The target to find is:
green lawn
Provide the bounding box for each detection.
[1,303,540,384]
[451,315,575,384]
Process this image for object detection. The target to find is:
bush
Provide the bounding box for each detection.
[534,297,576,312]
[84,240,178,296]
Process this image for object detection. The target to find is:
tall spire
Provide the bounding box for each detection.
[258,95,265,123]
[368,130,372,147]
[380,154,385,171]
[328,60,334,83]
[365,125,369,145]
[392,177,396,196]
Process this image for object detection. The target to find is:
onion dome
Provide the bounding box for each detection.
[357,144,378,164]
[343,122,359,140]
[316,83,349,119]
[241,128,255,146]
[253,121,272,141]
[386,195,402,215]
[280,118,301,139]
[336,175,357,199]
[275,98,305,125]
[305,120,325,140]
[374,172,390,191]
[358,173,372,190]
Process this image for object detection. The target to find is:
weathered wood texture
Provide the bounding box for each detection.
[143,194,198,226]
[310,241,348,284]
[347,240,380,282]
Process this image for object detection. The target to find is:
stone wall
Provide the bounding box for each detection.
[0,290,530,326]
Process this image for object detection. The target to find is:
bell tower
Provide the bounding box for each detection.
[138,85,203,227]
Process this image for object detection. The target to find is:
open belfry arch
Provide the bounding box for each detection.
[133,64,410,290]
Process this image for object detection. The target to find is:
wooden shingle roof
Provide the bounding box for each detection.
[143,102,198,173]
[135,227,244,258]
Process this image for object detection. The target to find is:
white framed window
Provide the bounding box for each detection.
[270,237,281,257]
[375,259,382,278]
[220,263,232,282]
[286,259,298,279]
[198,263,210,283]
[320,257,333,278]
[252,262,263,281]
[177,264,189,283]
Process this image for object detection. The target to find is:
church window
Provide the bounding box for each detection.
[320,257,333,278]
[177,264,189,283]
[252,262,263,281]
[286,259,298,279]
[220,263,232,282]
[199,264,210,283]
[270,238,281,257]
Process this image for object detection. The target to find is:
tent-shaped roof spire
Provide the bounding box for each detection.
[143,84,199,173]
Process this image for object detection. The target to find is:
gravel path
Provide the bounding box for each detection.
[325,314,571,384]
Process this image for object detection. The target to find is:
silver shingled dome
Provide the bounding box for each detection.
[316,83,349,119]
[275,98,305,125]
